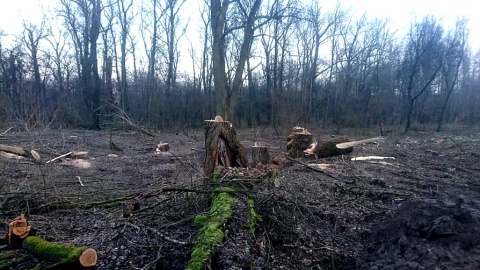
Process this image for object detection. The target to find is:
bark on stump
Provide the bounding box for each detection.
[204,118,247,178]
[286,127,313,158]
[304,137,353,159]
[252,144,270,165]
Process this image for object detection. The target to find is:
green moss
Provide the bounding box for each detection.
[211,171,221,180]
[186,188,235,270]
[194,214,207,225]
[22,236,86,264]
[246,198,262,234]
[0,254,14,261]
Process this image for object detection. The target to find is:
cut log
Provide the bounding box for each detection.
[204,117,247,178]
[286,127,313,158]
[304,137,353,158]
[252,143,270,165]
[22,236,97,267]
[0,144,41,161]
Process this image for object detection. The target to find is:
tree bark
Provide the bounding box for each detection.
[204,118,247,178]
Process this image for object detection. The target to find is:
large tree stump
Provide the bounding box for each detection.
[304,137,353,158]
[252,142,270,165]
[204,117,247,178]
[286,127,313,158]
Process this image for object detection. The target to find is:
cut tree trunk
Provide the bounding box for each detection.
[304,137,353,159]
[22,236,97,267]
[252,143,270,165]
[286,127,313,158]
[204,118,247,178]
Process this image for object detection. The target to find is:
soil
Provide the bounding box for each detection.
[0,127,479,269]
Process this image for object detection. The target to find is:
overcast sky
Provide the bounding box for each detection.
[1,0,479,50]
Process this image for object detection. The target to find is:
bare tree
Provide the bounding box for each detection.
[401,17,444,133]
[60,0,103,129]
[210,0,263,121]
[437,18,468,132]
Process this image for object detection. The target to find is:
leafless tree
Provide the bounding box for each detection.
[60,0,103,129]
[437,18,468,132]
[400,17,444,133]
[210,0,264,121]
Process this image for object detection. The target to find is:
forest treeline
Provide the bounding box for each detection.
[0,0,479,133]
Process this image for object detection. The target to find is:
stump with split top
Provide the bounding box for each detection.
[204,118,247,178]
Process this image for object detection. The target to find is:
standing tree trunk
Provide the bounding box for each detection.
[210,0,262,121]
[204,116,247,178]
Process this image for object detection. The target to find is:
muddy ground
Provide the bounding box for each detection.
[0,126,479,269]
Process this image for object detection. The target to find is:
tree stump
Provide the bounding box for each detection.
[286,127,313,158]
[156,143,170,152]
[304,137,353,159]
[204,117,247,178]
[252,142,270,165]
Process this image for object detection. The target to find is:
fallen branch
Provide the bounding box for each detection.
[286,156,340,180]
[0,127,13,136]
[110,102,155,137]
[351,156,395,161]
[46,151,73,164]
[0,255,31,270]
[336,137,384,149]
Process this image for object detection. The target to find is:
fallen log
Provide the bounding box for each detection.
[187,188,235,270]
[22,236,97,267]
[304,137,353,159]
[0,144,41,161]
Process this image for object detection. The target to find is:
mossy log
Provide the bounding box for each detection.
[304,137,353,158]
[22,236,97,267]
[186,188,235,270]
[286,127,313,158]
[204,118,247,178]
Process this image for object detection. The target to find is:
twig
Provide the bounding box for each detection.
[76,176,85,187]
[46,151,73,164]
[0,127,13,136]
[286,156,339,180]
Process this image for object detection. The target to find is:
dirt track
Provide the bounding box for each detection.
[1,128,479,269]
